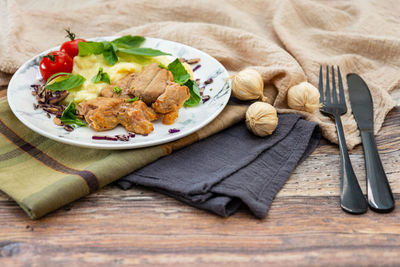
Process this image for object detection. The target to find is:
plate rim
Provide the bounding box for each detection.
[7,36,231,150]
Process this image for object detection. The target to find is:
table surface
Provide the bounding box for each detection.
[1,86,399,266]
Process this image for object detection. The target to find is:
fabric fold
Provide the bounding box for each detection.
[117,114,321,218]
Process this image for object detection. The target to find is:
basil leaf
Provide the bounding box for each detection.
[111,35,145,49]
[45,73,86,91]
[184,80,201,107]
[78,41,104,56]
[61,101,87,127]
[167,59,190,85]
[91,67,111,84]
[102,41,118,65]
[45,72,75,85]
[125,97,139,103]
[119,47,171,57]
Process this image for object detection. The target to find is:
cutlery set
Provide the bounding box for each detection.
[319,66,394,214]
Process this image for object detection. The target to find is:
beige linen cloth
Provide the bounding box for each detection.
[1,0,400,149]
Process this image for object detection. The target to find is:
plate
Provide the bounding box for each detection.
[7,36,231,149]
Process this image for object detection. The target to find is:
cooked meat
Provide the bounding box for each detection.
[162,110,179,125]
[117,105,154,134]
[152,81,190,114]
[130,63,162,104]
[98,62,192,125]
[100,63,175,105]
[78,98,122,131]
[78,97,157,134]
[100,73,136,98]
[123,100,159,122]
[138,67,174,105]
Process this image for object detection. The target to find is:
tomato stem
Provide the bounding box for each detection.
[43,53,57,62]
[65,28,76,41]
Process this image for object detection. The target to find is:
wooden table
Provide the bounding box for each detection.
[1,85,399,266]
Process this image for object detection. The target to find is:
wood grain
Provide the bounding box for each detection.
[1,105,399,266]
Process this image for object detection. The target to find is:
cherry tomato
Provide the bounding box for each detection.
[60,29,86,58]
[39,51,73,81]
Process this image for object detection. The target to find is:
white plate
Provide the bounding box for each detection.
[7,36,231,150]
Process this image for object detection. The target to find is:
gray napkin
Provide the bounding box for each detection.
[117,114,321,218]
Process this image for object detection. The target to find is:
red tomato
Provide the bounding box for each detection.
[39,51,73,81]
[60,38,86,58]
[60,29,86,58]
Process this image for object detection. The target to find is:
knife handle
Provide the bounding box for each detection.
[360,130,394,212]
[335,116,368,214]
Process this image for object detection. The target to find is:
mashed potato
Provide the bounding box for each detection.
[65,54,172,103]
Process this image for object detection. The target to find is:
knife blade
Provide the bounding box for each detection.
[347,73,394,212]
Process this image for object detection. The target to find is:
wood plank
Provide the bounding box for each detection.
[1,187,399,266]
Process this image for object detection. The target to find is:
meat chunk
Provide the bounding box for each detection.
[139,67,174,105]
[98,62,192,125]
[124,100,158,122]
[117,106,153,134]
[130,63,162,103]
[78,97,158,134]
[100,63,175,105]
[130,63,174,105]
[78,98,123,131]
[152,82,190,114]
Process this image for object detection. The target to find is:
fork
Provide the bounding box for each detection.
[319,66,368,214]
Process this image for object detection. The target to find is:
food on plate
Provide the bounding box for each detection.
[100,63,190,123]
[287,82,320,113]
[96,63,190,127]
[229,68,268,102]
[39,51,73,81]
[33,35,204,137]
[151,81,190,124]
[78,97,158,134]
[100,63,172,104]
[67,54,171,103]
[60,29,87,58]
[245,102,278,137]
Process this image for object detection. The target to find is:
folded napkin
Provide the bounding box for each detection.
[117,114,321,218]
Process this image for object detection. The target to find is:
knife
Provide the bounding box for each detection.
[347,73,394,212]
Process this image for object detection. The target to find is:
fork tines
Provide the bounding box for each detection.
[319,66,346,114]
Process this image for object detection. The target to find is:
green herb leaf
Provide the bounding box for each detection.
[91,67,111,84]
[119,47,171,57]
[78,41,104,56]
[114,86,122,95]
[111,35,145,49]
[125,97,139,103]
[184,80,201,107]
[45,73,86,91]
[45,72,75,85]
[61,101,87,127]
[167,59,191,85]
[102,41,118,65]
[158,63,168,69]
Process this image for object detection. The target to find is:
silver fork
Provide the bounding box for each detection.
[319,66,368,214]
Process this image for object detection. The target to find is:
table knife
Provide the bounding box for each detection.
[347,73,394,212]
